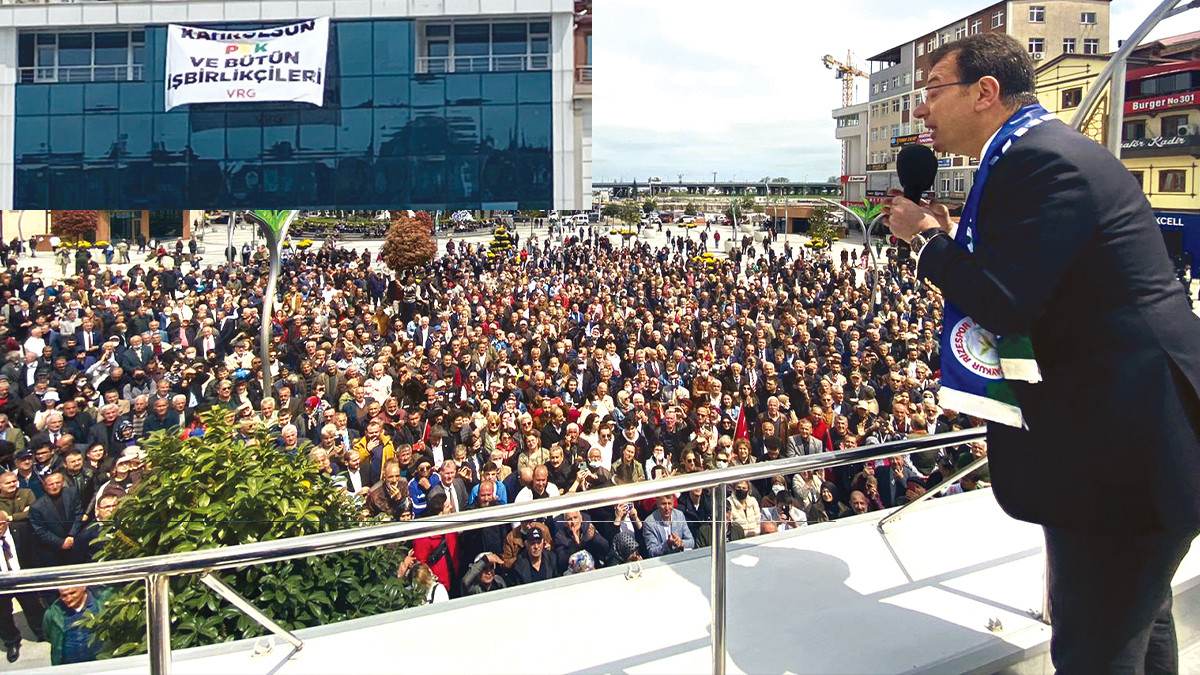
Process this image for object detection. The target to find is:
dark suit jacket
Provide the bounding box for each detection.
[428,477,470,512]
[340,465,377,494]
[75,329,103,355]
[119,345,152,372]
[29,486,84,567]
[918,119,1200,532]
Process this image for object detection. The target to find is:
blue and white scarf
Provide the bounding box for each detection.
[937,104,1057,429]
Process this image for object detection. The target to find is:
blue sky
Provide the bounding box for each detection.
[593,0,1186,183]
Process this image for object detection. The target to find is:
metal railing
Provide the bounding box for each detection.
[415,54,551,75]
[0,428,986,675]
[576,65,592,84]
[17,64,144,84]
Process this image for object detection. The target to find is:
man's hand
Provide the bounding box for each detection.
[61,536,74,550]
[882,190,952,244]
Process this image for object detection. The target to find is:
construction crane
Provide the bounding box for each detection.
[824,51,869,199]
[822,51,868,108]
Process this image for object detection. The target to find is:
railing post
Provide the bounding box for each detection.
[146,574,172,675]
[711,485,727,675]
[1040,559,1053,625]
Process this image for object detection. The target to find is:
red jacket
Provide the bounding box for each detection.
[413,532,460,591]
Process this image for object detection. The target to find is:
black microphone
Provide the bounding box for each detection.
[896,144,938,204]
[892,144,938,262]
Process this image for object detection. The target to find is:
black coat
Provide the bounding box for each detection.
[508,548,559,586]
[918,119,1200,533]
[28,487,84,567]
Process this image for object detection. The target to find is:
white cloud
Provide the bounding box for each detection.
[594,0,1197,182]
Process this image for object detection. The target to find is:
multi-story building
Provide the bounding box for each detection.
[573,0,591,216]
[1036,31,1200,273]
[0,0,590,240]
[832,101,867,205]
[846,0,1110,205]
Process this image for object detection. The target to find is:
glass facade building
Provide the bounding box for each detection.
[8,14,571,212]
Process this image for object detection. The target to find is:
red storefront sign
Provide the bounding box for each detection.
[1125,90,1198,115]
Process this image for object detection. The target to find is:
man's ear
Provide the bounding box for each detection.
[975,75,1004,111]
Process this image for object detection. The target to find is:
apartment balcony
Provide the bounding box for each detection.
[574,64,591,98]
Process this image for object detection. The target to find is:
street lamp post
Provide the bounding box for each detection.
[242,210,298,396]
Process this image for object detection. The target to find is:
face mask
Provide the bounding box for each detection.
[589,461,603,470]
[716,460,729,469]
[734,488,749,499]
[771,484,785,495]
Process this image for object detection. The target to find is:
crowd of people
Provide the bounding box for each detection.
[0,215,989,664]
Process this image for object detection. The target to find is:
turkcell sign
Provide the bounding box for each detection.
[1125,90,1198,115]
[1155,212,1200,229]
[165,18,330,111]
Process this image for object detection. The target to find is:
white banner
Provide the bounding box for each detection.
[165,17,330,111]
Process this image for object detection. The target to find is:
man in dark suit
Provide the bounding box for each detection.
[74,319,103,360]
[27,472,84,568]
[0,511,47,661]
[339,447,376,500]
[427,459,469,513]
[118,335,152,373]
[886,33,1200,673]
[197,325,220,361]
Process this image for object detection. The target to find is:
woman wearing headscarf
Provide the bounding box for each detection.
[817,481,850,521]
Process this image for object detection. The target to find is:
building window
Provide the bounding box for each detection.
[418,20,551,73]
[1029,5,1045,22]
[1063,38,1076,54]
[1129,171,1144,189]
[870,104,877,116]
[1081,12,1097,25]
[871,127,878,141]
[991,10,1005,28]
[917,43,924,56]
[891,124,900,138]
[1159,170,1187,193]
[872,83,879,95]
[1028,38,1045,56]
[1123,120,1146,141]
[892,98,900,113]
[1061,87,1082,109]
[903,72,911,86]
[956,26,967,40]
[940,33,949,45]
[1161,114,1190,137]
[902,122,911,134]
[915,68,923,82]
[902,96,910,111]
[971,19,983,34]
[928,39,936,52]
[881,79,888,92]
[1083,39,1099,55]
[940,176,952,193]
[17,30,145,83]
[891,76,899,88]
[954,174,966,192]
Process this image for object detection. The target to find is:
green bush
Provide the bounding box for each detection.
[84,409,420,658]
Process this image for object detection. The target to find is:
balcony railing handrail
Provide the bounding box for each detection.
[0,427,985,595]
[415,54,550,74]
[17,63,144,84]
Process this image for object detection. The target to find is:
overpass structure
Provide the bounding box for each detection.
[594,180,841,199]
